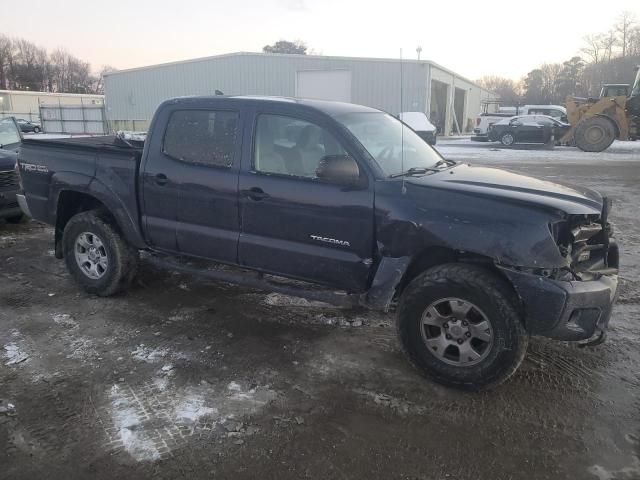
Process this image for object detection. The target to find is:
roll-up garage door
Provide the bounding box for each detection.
[296,70,352,102]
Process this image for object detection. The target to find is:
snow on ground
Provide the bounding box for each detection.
[435,138,640,164]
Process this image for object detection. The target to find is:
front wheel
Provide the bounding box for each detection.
[33,126,41,133]
[500,132,515,146]
[62,210,138,296]
[397,264,528,390]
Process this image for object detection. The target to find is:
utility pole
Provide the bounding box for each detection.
[416,46,422,61]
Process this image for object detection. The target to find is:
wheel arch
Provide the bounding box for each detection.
[367,247,524,319]
[53,189,144,258]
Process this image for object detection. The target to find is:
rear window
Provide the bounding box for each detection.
[163,110,239,167]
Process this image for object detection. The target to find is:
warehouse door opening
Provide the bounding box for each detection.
[454,87,466,134]
[296,70,352,102]
[430,80,449,135]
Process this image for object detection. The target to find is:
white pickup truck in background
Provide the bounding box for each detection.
[473,105,567,141]
[399,112,437,145]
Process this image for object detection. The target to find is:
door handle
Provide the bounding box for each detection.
[154,173,168,186]
[242,187,269,201]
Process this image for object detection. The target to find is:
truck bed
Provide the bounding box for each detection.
[21,135,144,153]
[19,135,143,243]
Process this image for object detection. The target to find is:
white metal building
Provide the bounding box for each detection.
[0,90,104,123]
[104,52,494,135]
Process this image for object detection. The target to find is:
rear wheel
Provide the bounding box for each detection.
[397,264,528,390]
[62,210,138,296]
[500,132,515,146]
[575,116,616,152]
[33,126,41,133]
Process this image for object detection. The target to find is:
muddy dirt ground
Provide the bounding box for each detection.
[1,142,639,480]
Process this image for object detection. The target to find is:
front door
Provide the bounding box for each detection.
[238,111,375,291]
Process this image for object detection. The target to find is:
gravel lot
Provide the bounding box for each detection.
[1,140,639,480]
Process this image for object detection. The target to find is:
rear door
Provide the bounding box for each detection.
[140,113,181,251]
[165,109,242,261]
[237,108,375,291]
[141,105,243,261]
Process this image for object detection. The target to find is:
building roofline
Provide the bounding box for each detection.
[0,89,104,98]
[103,51,487,91]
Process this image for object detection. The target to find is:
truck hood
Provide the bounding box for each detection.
[408,163,602,215]
[0,148,18,171]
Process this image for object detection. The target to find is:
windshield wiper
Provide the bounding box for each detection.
[390,166,440,178]
[434,158,456,167]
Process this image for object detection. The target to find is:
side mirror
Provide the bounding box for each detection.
[316,155,361,186]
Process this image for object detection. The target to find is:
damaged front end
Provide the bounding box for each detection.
[499,198,619,344]
[553,197,619,282]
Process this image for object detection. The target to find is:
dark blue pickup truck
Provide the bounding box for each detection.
[17,96,619,390]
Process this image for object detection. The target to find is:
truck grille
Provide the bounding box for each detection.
[0,170,18,188]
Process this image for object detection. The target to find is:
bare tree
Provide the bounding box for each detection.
[476,75,522,105]
[615,11,636,58]
[601,30,618,62]
[93,65,116,94]
[581,34,605,64]
[0,35,13,90]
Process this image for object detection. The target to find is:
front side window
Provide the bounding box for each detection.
[337,112,442,176]
[163,110,239,167]
[254,114,346,178]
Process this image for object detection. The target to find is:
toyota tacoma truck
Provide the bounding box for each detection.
[16,96,619,390]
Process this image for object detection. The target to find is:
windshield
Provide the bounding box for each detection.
[0,117,22,148]
[336,112,443,176]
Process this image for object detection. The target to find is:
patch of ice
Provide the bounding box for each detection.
[109,385,161,462]
[52,313,78,328]
[263,293,333,308]
[104,378,277,461]
[588,457,640,480]
[66,337,97,361]
[227,381,242,392]
[3,343,29,366]
[175,395,217,422]
[153,377,168,391]
[131,344,171,362]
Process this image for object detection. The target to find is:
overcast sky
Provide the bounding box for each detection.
[6,0,639,80]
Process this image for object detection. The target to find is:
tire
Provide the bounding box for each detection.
[5,214,25,224]
[397,263,528,391]
[62,210,138,296]
[574,116,616,152]
[33,126,41,133]
[500,132,515,146]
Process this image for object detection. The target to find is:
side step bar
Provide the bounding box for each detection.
[145,254,363,309]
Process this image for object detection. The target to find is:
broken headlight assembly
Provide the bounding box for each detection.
[550,198,618,281]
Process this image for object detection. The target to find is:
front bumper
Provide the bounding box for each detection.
[499,267,619,341]
[16,193,32,217]
[0,189,21,219]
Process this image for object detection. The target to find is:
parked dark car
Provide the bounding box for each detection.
[17,96,619,390]
[16,118,42,133]
[488,115,571,146]
[0,117,25,222]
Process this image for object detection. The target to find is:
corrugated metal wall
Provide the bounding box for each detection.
[104,53,429,129]
[104,53,494,135]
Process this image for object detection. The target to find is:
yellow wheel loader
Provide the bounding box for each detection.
[561,68,640,152]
